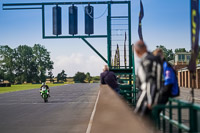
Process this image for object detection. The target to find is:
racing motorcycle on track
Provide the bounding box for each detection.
[40,86,49,103]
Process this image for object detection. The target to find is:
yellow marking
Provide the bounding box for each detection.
[192,9,197,44]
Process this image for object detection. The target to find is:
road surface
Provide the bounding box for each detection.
[0,83,99,133]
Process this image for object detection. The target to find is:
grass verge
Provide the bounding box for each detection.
[0,83,72,94]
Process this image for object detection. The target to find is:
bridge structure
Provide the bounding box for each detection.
[2,0,137,105]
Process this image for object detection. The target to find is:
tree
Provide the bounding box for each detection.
[175,48,187,53]
[0,44,54,83]
[0,45,15,83]
[156,45,174,61]
[0,55,4,82]
[73,72,86,83]
[0,69,4,83]
[29,60,39,83]
[48,71,54,82]
[57,70,67,82]
[61,70,67,82]
[92,76,100,81]
[57,73,61,82]
[32,44,54,82]
[86,72,92,83]
[15,45,35,83]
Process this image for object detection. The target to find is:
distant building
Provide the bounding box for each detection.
[174,52,191,71]
[177,64,200,89]
[175,52,191,65]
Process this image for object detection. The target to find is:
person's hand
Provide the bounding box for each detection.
[147,104,152,109]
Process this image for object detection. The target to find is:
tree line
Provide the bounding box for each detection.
[156,45,200,62]
[73,71,100,83]
[0,44,53,84]
[0,44,102,84]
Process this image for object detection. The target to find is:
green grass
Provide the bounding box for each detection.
[0,83,69,94]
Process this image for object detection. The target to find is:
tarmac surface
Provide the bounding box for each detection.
[179,87,200,104]
[0,83,99,133]
[1,83,198,133]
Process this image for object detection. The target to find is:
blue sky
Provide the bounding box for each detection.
[0,0,191,76]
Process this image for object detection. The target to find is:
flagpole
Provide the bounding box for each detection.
[189,70,196,103]
[189,0,199,103]
[138,0,144,41]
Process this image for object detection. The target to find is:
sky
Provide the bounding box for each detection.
[0,0,191,76]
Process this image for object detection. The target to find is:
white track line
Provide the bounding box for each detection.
[86,90,101,133]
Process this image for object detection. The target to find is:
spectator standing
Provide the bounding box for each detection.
[100,65,120,93]
[153,49,179,105]
[134,40,162,116]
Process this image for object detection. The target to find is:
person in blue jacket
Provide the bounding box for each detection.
[153,49,179,105]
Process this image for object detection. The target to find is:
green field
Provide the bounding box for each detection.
[0,83,71,94]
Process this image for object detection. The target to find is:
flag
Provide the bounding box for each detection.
[117,44,120,68]
[188,0,199,73]
[124,32,127,68]
[138,0,144,41]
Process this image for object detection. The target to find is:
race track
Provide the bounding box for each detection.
[0,83,99,133]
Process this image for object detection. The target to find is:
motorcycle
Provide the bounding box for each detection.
[40,87,49,103]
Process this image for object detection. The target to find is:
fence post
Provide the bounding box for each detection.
[162,108,166,133]
[197,110,200,132]
[169,100,172,133]
[158,109,161,130]
[190,106,197,133]
[178,102,182,133]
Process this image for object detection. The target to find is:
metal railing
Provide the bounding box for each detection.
[152,98,200,133]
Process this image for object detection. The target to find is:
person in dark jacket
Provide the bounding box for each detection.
[100,65,120,93]
[153,49,179,105]
[134,40,162,116]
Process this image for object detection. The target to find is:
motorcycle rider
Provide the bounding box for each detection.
[40,82,50,97]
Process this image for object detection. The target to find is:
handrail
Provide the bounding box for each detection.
[152,98,200,133]
[160,114,190,132]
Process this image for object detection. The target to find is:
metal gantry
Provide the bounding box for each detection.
[2,1,136,105]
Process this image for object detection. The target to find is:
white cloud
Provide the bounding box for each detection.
[52,53,105,77]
